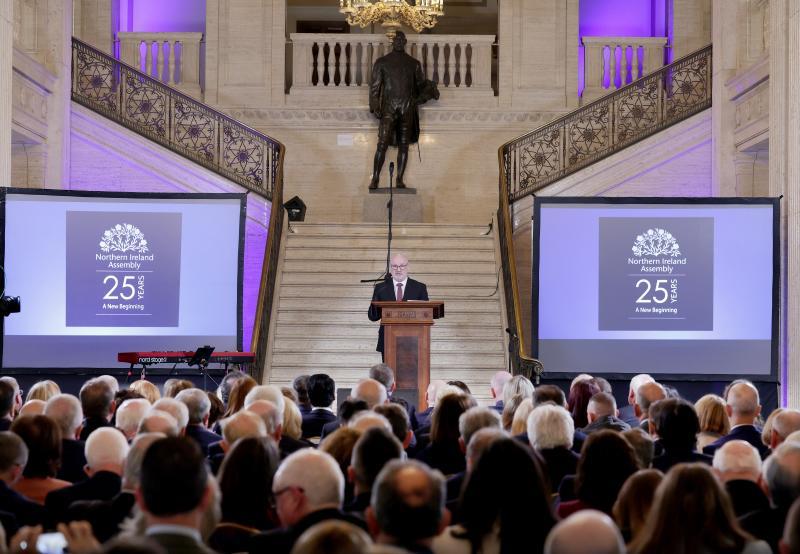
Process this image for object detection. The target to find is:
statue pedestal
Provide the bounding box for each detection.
[363,188,423,223]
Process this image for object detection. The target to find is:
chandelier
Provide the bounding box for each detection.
[339,0,445,40]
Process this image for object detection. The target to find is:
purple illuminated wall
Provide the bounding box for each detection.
[119,0,206,33]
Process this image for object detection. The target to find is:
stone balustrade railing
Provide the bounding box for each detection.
[288,33,495,105]
[582,36,668,100]
[118,32,204,99]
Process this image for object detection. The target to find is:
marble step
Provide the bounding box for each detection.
[287,223,492,237]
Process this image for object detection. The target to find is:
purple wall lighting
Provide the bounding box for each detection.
[119,0,206,33]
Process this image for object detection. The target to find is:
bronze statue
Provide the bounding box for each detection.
[368,31,440,190]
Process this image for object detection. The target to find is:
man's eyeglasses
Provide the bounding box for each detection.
[270,486,304,509]
[391,264,408,270]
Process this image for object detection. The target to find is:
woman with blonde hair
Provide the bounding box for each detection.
[510,398,534,436]
[128,379,161,404]
[26,380,60,402]
[695,394,731,450]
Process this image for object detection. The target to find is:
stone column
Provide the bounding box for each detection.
[770,0,800,407]
[0,1,12,186]
[44,0,72,189]
[711,0,738,197]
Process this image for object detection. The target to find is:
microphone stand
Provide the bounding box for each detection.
[361,162,395,284]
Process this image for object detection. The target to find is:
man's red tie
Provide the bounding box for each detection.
[396,282,404,301]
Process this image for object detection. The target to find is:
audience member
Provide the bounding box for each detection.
[177,388,222,455]
[544,510,625,554]
[10,415,69,504]
[434,437,555,553]
[137,409,179,437]
[634,381,666,433]
[695,393,731,450]
[320,427,362,494]
[651,398,711,472]
[447,381,472,395]
[45,394,87,483]
[415,380,446,431]
[281,386,299,405]
[533,384,566,407]
[500,393,524,432]
[292,375,312,415]
[291,520,372,554]
[0,377,22,428]
[0,379,16,431]
[367,460,449,552]
[352,379,388,410]
[19,399,45,417]
[162,379,193,399]
[416,393,476,476]
[612,469,663,544]
[128,380,161,404]
[151,398,189,434]
[346,427,404,516]
[629,463,769,554]
[302,374,337,439]
[488,371,512,413]
[46,427,129,524]
[137,437,216,554]
[621,375,655,427]
[79,379,116,441]
[26,380,60,403]
[207,392,224,430]
[502,375,534,408]
[348,411,392,434]
[282,399,304,440]
[507,398,532,436]
[771,409,800,449]
[221,376,257,420]
[249,449,365,553]
[246,400,282,440]
[0,432,45,534]
[373,403,413,449]
[713,440,770,516]
[568,380,601,429]
[527,404,578,493]
[763,408,785,447]
[704,381,770,459]
[582,392,630,434]
[782,498,800,554]
[622,428,655,469]
[217,370,248,409]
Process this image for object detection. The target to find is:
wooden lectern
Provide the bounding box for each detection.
[371,300,444,408]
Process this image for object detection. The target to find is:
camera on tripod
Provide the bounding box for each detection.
[0,296,21,317]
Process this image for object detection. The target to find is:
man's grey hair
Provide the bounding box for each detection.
[218,370,247,405]
[503,375,534,406]
[369,364,395,391]
[246,400,282,436]
[763,441,800,508]
[774,409,800,441]
[352,379,388,409]
[727,381,760,417]
[152,398,189,430]
[466,427,507,468]
[544,510,625,554]
[490,371,513,397]
[222,411,267,444]
[0,431,28,472]
[458,406,501,447]
[629,374,654,396]
[527,404,574,450]
[176,388,211,425]
[85,427,129,469]
[116,399,152,438]
[244,385,286,420]
[274,449,344,510]
[587,392,616,418]
[123,432,165,490]
[634,382,666,413]
[138,409,179,436]
[713,440,761,478]
[45,394,83,438]
[97,375,120,395]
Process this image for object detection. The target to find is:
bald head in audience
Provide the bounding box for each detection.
[45,394,83,440]
[116,398,152,440]
[222,410,266,451]
[490,371,512,405]
[272,449,344,527]
[152,398,189,433]
[635,382,666,424]
[352,379,388,409]
[544,510,626,554]
[138,409,179,436]
[713,440,762,483]
[246,400,282,441]
[244,385,286,419]
[85,427,130,476]
[726,381,761,426]
[772,409,800,449]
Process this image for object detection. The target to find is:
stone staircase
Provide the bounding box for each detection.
[265,222,507,405]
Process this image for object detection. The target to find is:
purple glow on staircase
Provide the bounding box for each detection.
[119,0,206,33]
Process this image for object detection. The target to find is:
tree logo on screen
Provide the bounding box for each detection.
[631,228,681,257]
[99,224,149,254]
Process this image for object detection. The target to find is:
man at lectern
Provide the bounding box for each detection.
[368,252,429,356]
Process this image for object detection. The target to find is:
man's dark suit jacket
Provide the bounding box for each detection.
[0,480,45,531]
[320,419,341,439]
[539,447,579,494]
[740,505,790,554]
[185,424,222,456]
[67,491,136,542]
[278,436,314,459]
[249,507,368,554]
[301,408,337,439]
[57,439,87,484]
[725,479,770,517]
[368,277,429,353]
[702,424,771,459]
[651,449,712,473]
[148,530,217,554]
[414,407,433,432]
[0,418,11,432]
[580,415,631,434]
[45,470,122,524]
[79,417,112,441]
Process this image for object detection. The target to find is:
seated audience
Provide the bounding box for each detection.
[320,427,362,503]
[741,441,800,552]
[302,374,338,439]
[321,399,369,440]
[622,428,655,469]
[446,405,502,500]
[415,393,476,476]
[249,449,366,554]
[367,460,449,552]
[79,379,116,441]
[128,379,161,404]
[488,371,512,413]
[582,392,630,434]
[110,389,145,428]
[629,463,770,554]
[509,398,534,436]
[545,510,626,554]
[348,411,392,434]
[209,436,281,553]
[503,375,534,408]
[695,393,731,450]
[177,388,222,455]
[0,379,16,431]
[45,394,87,483]
[346,427,404,516]
[162,378,193,399]
[612,469,663,544]
[434,437,555,553]
[46,427,129,524]
[527,404,578,493]
[447,381,472,395]
[634,381,666,433]
[557,429,639,517]
[704,380,770,459]
[713,440,770,517]
[568,379,601,429]
[0,432,45,534]
[352,379,388,410]
[651,398,711,472]
[115,398,150,441]
[11,415,70,504]
[137,436,217,554]
[151,398,189,435]
[292,375,312,415]
[137,409,179,437]
[27,380,60,403]
[770,409,800,449]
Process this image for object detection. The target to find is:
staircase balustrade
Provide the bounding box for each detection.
[118,32,204,98]
[582,36,668,99]
[497,44,712,378]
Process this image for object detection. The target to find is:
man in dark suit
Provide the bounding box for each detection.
[368,253,429,357]
[488,371,512,414]
[581,392,631,435]
[0,380,16,432]
[249,449,367,554]
[45,394,87,483]
[176,388,222,456]
[139,437,217,554]
[302,374,338,439]
[703,381,770,459]
[345,428,404,517]
[711,440,770,517]
[79,378,115,441]
[45,427,128,524]
[0,432,45,535]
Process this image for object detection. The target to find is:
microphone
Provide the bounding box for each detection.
[505,328,518,339]
[389,162,395,178]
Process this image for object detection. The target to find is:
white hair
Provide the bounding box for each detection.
[116,399,152,438]
[713,440,761,479]
[246,400,282,435]
[85,427,129,469]
[503,376,534,406]
[727,382,760,416]
[569,374,594,391]
[45,394,83,437]
[490,371,513,397]
[123,432,165,490]
[459,407,502,447]
[222,411,267,444]
[629,374,655,396]
[435,385,464,405]
[774,410,800,440]
[348,411,392,434]
[152,398,189,430]
[244,385,286,420]
[274,449,344,509]
[176,388,211,425]
[97,375,120,394]
[544,510,625,554]
[138,409,179,436]
[527,404,574,450]
[352,379,388,409]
